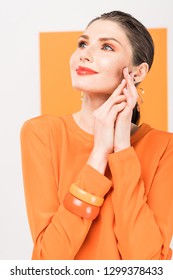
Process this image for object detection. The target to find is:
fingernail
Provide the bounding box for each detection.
[121,79,126,84]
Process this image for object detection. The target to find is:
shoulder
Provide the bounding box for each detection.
[21,114,67,131]
[144,125,173,157]
[20,115,67,143]
[149,126,173,143]
[134,123,173,160]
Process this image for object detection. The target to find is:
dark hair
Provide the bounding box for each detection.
[88,11,155,124]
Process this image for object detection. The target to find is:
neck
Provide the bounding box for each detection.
[74,92,110,134]
[82,91,110,110]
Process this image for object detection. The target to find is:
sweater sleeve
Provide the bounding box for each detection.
[20,119,112,260]
[108,138,173,260]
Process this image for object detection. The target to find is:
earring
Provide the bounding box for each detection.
[137,87,144,112]
[81,91,84,101]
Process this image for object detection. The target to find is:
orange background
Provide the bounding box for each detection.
[40,29,167,130]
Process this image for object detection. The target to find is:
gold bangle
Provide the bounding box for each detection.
[69,184,104,207]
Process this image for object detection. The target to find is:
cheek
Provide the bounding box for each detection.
[101,60,123,81]
[69,51,77,69]
[69,55,74,69]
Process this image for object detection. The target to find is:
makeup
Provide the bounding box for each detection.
[76,66,98,75]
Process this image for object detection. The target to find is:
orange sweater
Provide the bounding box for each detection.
[20,114,173,260]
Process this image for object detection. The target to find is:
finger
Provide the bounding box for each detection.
[93,78,127,119]
[123,68,134,88]
[123,68,138,102]
[93,94,127,119]
[123,87,137,109]
[107,101,127,122]
[101,79,126,109]
[110,78,126,98]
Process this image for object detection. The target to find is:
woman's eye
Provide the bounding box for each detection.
[102,44,114,51]
[78,41,87,48]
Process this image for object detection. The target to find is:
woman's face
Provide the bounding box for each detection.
[70,19,133,95]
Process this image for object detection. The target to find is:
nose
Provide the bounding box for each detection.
[79,47,93,62]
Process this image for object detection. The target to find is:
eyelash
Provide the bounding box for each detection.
[78,41,114,51]
[101,44,114,51]
[78,41,87,48]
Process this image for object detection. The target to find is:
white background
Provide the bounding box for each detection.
[0,0,172,259]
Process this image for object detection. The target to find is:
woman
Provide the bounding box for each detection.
[20,11,173,260]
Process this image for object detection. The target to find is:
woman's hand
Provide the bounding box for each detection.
[113,67,138,152]
[87,79,127,174]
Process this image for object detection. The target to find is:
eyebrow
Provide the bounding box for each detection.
[78,35,122,46]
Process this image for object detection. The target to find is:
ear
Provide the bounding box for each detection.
[132,62,149,84]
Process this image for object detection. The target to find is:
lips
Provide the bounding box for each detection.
[76,66,98,75]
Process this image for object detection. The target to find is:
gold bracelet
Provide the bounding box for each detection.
[69,184,104,207]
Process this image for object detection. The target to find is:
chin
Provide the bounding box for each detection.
[71,78,116,94]
[71,82,84,92]
[71,80,91,92]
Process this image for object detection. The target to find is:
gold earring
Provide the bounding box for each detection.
[81,91,84,101]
